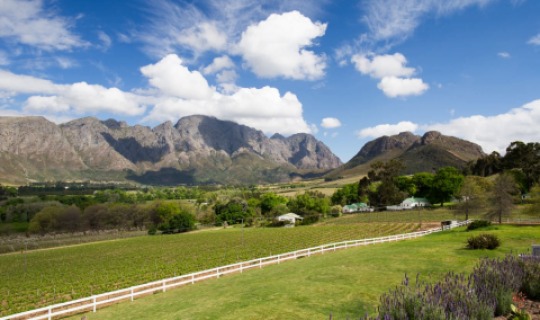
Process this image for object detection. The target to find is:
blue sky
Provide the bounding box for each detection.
[1,0,540,162]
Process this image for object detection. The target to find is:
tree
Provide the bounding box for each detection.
[260,193,288,216]
[429,167,464,206]
[526,185,540,217]
[486,173,518,224]
[411,172,434,198]
[331,183,359,206]
[456,176,488,220]
[214,198,254,225]
[365,159,405,207]
[28,207,58,235]
[502,141,540,191]
[168,211,196,233]
[396,176,416,197]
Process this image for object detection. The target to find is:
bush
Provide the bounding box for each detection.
[521,257,540,299]
[467,220,492,231]
[467,233,500,250]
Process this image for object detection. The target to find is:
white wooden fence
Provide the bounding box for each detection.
[1,221,470,320]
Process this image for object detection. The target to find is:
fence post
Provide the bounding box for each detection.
[162,280,166,292]
[130,288,134,302]
[93,296,97,312]
[308,248,311,257]
[240,263,244,273]
[259,258,262,269]
[48,306,52,320]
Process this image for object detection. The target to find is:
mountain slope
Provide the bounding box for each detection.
[329,131,485,178]
[0,115,342,185]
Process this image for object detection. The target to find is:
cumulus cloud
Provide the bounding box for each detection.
[352,53,415,78]
[0,0,86,51]
[237,11,327,80]
[203,55,235,75]
[351,53,428,97]
[177,22,228,53]
[321,117,342,129]
[0,70,146,116]
[356,100,540,154]
[425,100,540,153]
[144,87,311,135]
[528,33,540,46]
[377,76,429,98]
[357,121,419,138]
[141,54,311,135]
[140,54,213,100]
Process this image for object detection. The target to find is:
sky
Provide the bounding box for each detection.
[0,0,540,162]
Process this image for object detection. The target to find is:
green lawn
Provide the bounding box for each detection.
[0,222,420,316]
[71,224,539,320]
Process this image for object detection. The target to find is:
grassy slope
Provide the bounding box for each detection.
[72,225,539,320]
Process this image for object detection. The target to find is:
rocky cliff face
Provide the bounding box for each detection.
[334,131,485,177]
[0,115,342,185]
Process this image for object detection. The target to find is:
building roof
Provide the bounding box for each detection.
[278,213,303,220]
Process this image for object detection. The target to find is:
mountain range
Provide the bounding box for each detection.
[329,131,486,178]
[0,115,342,185]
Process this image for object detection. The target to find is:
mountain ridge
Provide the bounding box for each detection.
[0,115,342,185]
[329,131,485,178]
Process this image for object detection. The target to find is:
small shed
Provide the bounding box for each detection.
[277,213,303,224]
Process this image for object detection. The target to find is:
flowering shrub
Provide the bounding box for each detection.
[360,255,539,320]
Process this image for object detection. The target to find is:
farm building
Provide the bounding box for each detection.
[342,203,374,213]
[400,197,430,208]
[387,197,431,211]
[277,213,303,224]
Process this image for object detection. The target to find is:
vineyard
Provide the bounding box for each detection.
[0,222,420,316]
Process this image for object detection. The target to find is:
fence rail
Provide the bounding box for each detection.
[1,221,471,320]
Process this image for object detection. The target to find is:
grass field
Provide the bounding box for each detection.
[70,224,540,320]
[0,222,421,316]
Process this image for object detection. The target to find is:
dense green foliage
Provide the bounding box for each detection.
[466,220,491,231]
[469,141,540,192]
[428,167,464,206]
[467,233,501,250]
[0,222,420,316]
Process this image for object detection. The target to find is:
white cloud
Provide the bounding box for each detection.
[425,100,540,153]
[98,31,112,51]
[203,55,235,75]
[362,0,494,43]
[357,121,419,138]
[377,76,429,98]
[352,53,415,79]
[528,33,540,46]
[177,22,228,53]
[140,54,213,100]
[0,51,9,66]
[321,117,342,129]
[141,54,311,135]
[0,0,86,51]
[0,70,146,116]
[497,52,511,58]
[0,69,58,94]
[143,86,311,135]
[141,0,327,59]
[351,52,428,98]
[237,11,327,80]
[356,100,540,154]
